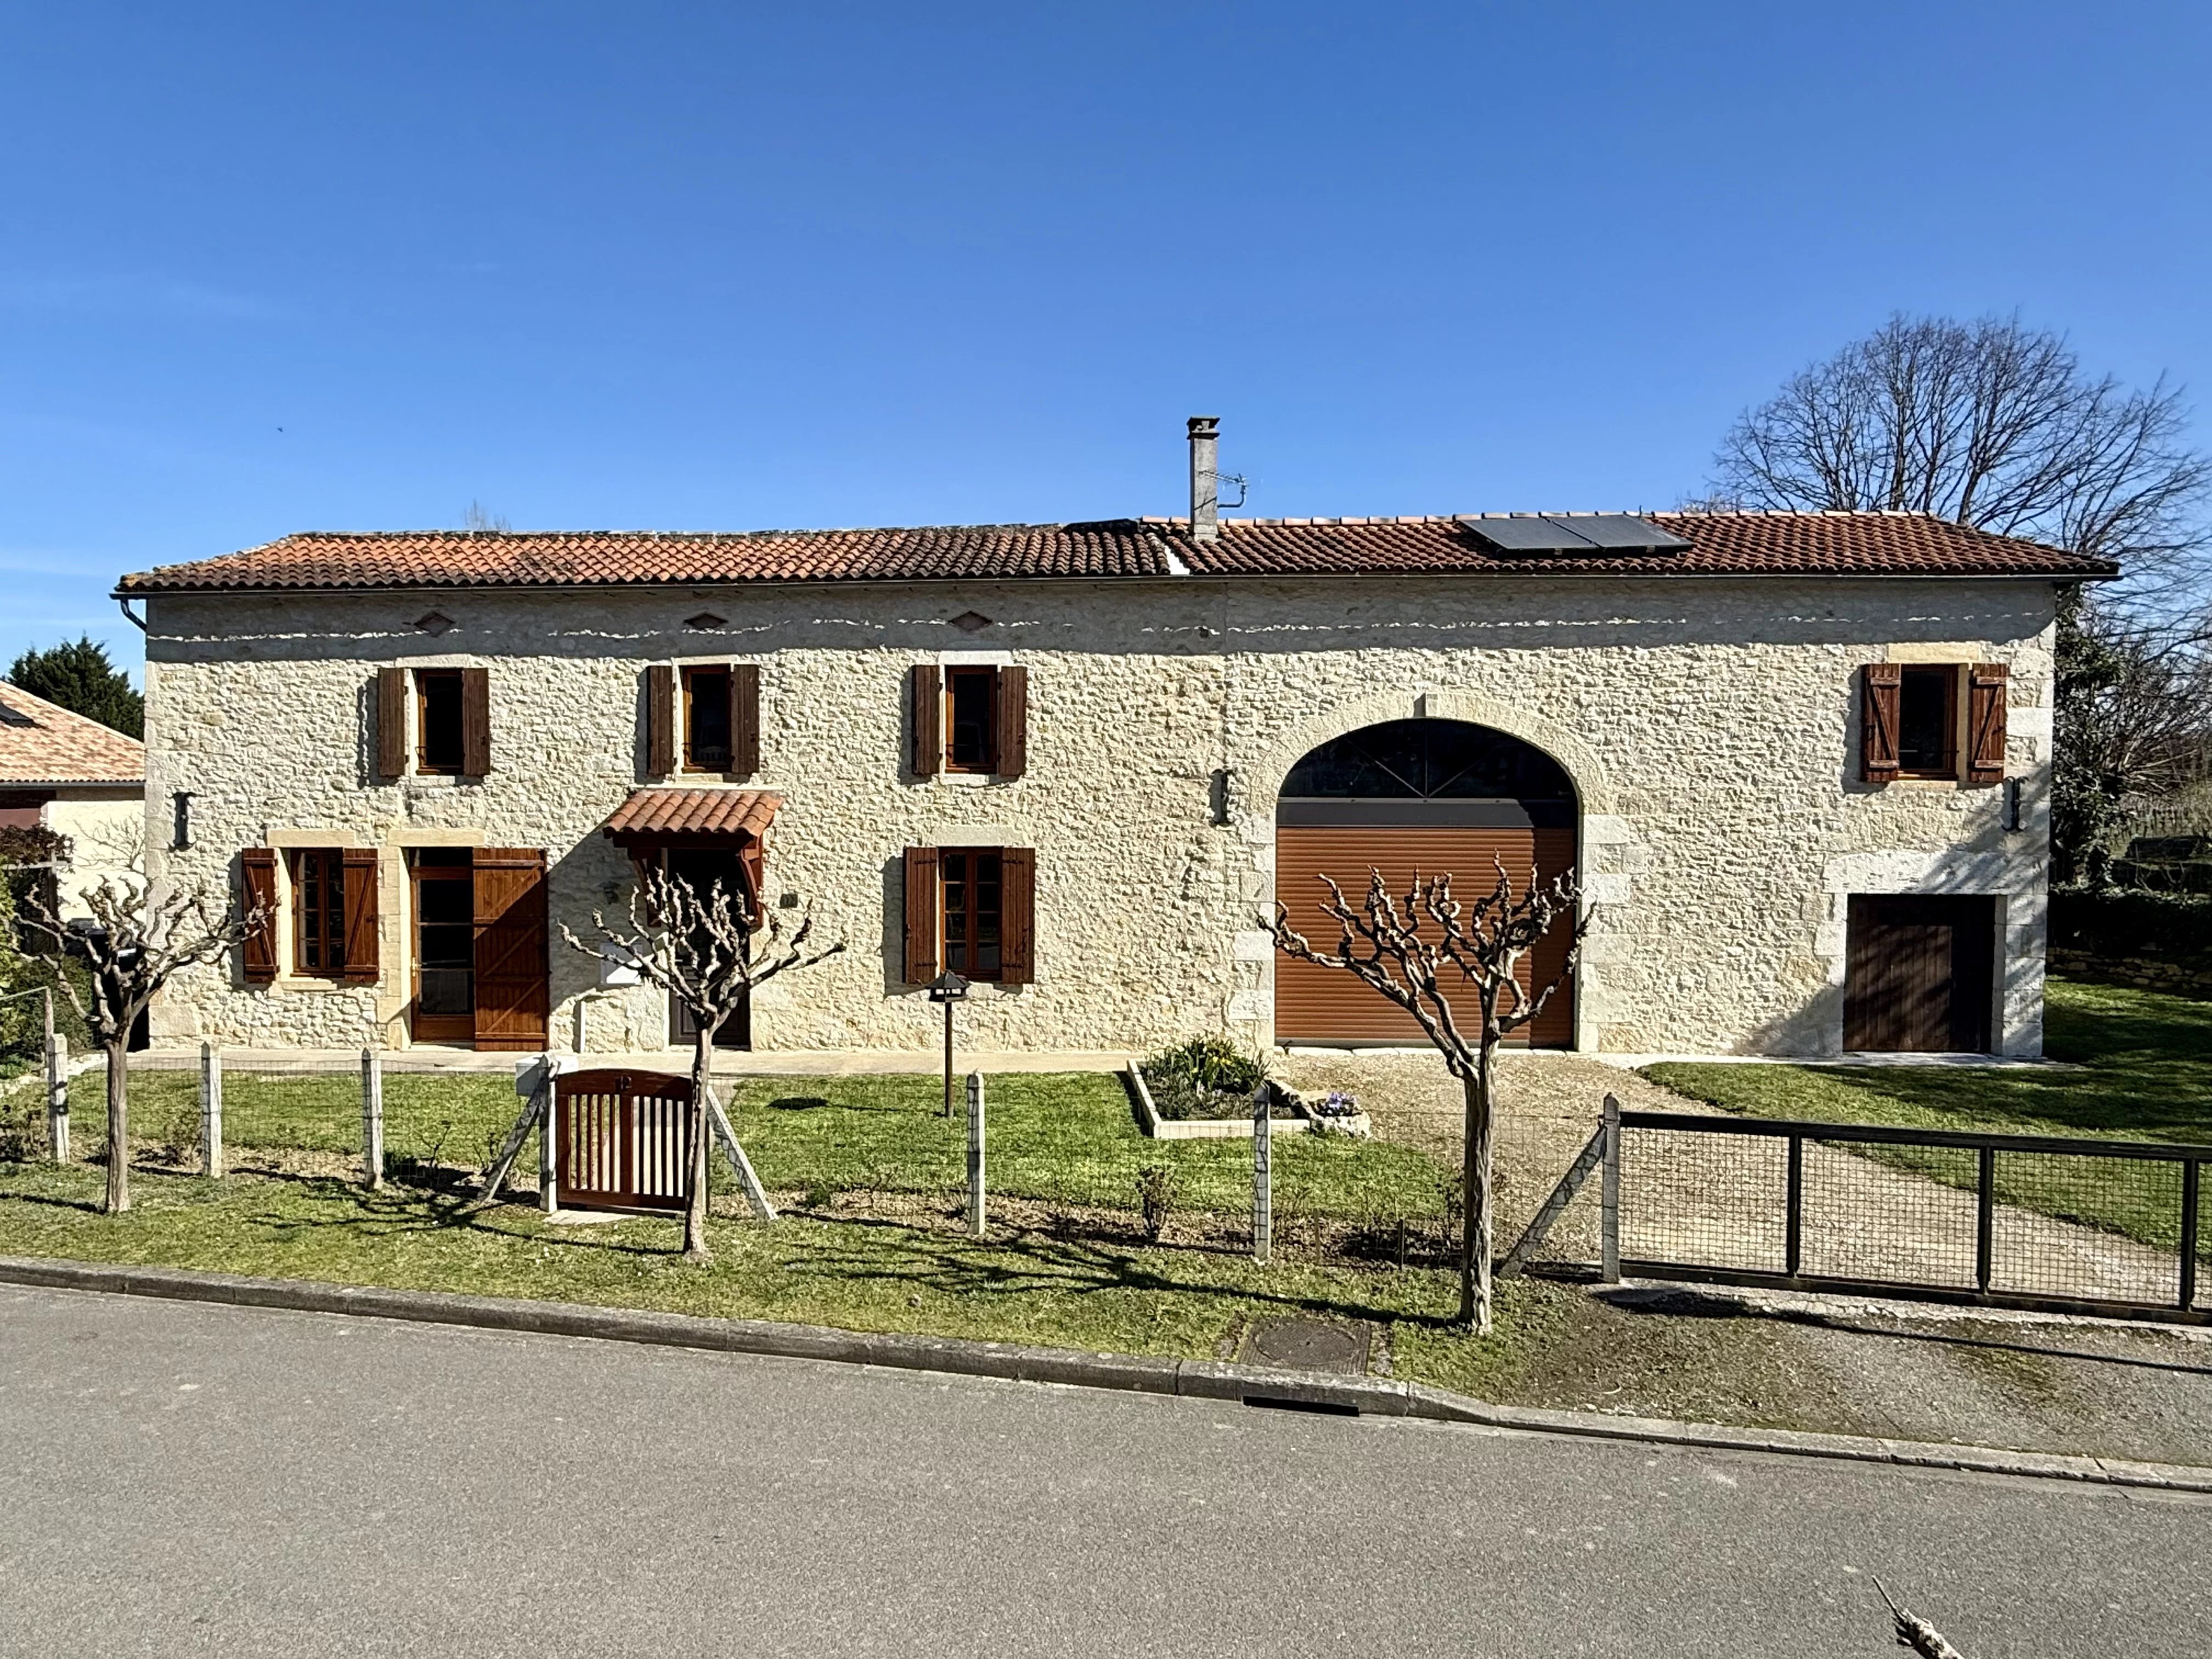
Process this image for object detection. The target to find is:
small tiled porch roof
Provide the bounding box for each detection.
[603,788,782,843]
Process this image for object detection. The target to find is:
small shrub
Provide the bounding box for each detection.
[1136,1163,1177,1243]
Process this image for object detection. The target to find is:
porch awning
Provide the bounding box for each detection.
[602,787,782,847]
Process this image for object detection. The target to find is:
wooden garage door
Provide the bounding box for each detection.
[1274,825,1576,1047]
[1843,895,1996,1053]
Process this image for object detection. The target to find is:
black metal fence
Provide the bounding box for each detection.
[1612,1108,2209,1325]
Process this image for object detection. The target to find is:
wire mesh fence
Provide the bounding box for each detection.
[1613,1108,2208,1323]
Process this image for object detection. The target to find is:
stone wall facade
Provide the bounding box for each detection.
[139,574,2059,1057]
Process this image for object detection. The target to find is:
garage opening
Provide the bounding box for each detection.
[1843,894,1999,1053]
[1273,719,1578,1047]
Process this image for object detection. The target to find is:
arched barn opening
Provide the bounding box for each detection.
[1273,718,1579,1048]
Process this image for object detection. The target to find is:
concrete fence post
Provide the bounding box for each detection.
[360,1049,384,1190]
[46,1022,69,1164]
[1252,1083,1273,1265]
[1600,1092,1622,1284]
[200,1042,224,1178]
[966,1070,986,1239]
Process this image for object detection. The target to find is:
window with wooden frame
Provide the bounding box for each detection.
[291,849,347,977]
[1859,662,2006,787]
[908,664,1027,779]
[1894,666,1958,777]
[683,665,732,772]
[900,844,1034,985]
[416,669,466,773]
[256,846,379,984]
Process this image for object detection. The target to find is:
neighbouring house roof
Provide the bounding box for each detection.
[0,680,145,787]
[115,511,2116,595]
[603,788,782,842]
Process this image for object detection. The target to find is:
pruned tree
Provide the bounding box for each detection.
[1270,862,1587,1333]
[563,865,842,1261]
[1706,312,2212,876]
[14,877,257,1214]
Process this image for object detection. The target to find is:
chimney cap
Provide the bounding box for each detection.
[1187,415,1220,436]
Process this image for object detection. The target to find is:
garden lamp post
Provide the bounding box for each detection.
[928,969,970,1117]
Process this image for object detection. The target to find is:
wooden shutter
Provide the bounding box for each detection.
[473,848,549,1051]
[460,667,492,776]
[901,846,941,984]
[995,666,1028,780]
[645,664,675,776]
[1966,662,2009,787]
[240,848,279,983]
[999,845,1035,985]
[340,848,380,983]
[731,663,761,775]
[375,668,408,779]
[1860,663,1901,783]
[910,665,941,777]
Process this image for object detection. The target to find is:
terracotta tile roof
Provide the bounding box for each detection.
[0,680,145,787]
[116,510,2113,595]
[604,788,782,840]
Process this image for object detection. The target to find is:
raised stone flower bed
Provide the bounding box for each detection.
[1124,1066,1372,1141]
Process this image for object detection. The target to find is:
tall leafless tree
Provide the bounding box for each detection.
[16,877,257,1214]
[1707,312,2212,873]
[563,865,842,1261]
[1271,862,1587,1333]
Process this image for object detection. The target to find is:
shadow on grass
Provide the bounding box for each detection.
[1596,1285,2212,1377]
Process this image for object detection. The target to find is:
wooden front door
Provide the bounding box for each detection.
[663,849,751,1050]
[1843,895,1997,1052]
[473,848,550,1052]
[1273,821,1577,1047]
[410,851,475,1043]
[554,1069,695,1213]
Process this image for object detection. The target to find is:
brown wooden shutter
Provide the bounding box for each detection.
[240,848,279,983]
[901,845,941,984]
[645,664,675,776]
[995,666,1028,780]
[1860,663,1901,783]
[910,664,941,777]
[731,662,761,775]
[472,848,548,1051]
[999,845,1035,984]
[375,668,408,779]
[460,667,492,776]
[340,848,380,983]
[1966,662,2009,787]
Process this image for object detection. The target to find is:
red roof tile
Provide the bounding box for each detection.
[116,511,2113,595]
[604,788,782,840]
[0,680,145,786]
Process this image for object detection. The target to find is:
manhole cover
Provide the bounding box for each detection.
[1238,1316,1370,1374]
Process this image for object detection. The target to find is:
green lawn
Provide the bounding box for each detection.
[1644,978,2212,1250]
[0,1159,1531,1397]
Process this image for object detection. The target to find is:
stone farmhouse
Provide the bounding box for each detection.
[0,679,145,922]
[116,421,2112,1061]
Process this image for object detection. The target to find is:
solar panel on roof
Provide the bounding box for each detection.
[1551,514,1692,551]
[1453,514,1689,554]
[1453,516,1600,552]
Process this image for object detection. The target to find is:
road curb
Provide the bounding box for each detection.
[4,1253,2207,1495]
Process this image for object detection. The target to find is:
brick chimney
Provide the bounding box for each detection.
[1188,416,1220,541]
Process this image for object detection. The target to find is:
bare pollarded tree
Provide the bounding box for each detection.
[562,865,842,1261]
[1271,862,1587,1333]
[16,876,258,1215]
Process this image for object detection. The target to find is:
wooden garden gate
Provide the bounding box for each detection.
[554,1069,695,1212]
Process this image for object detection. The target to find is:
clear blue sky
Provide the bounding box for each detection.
[3,2,2207,680]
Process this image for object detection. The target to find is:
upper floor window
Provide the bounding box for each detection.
[417,669,465,773]
[683,666,733,772]
[645,662,759,778]
[909,663,1028,780]
[376,666,490,780]
[1860,661,2009,788]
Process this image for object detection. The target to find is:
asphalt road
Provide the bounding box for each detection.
[1,1288,2204,1657]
